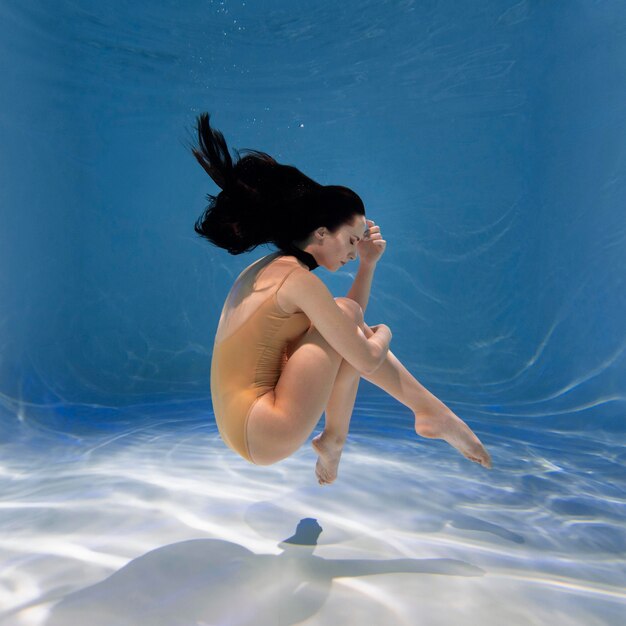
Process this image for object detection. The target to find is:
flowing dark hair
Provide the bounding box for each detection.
[191,113,365,255]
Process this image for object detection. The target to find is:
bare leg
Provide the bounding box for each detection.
[359,325,492,468]
[311,358,361,484]
[314,320,491,475]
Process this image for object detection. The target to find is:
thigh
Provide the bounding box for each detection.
[246,297,364,465]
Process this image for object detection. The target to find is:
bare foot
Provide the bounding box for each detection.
[414,409,492,469]
[311,433,345,485]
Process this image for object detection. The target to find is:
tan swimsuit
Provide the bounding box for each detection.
[210,256,311,463]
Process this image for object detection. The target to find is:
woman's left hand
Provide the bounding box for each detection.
[358,218,386,266]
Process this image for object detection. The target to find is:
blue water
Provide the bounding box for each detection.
[1,1,625,624]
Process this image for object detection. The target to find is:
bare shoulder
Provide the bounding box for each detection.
[280,267,332,314]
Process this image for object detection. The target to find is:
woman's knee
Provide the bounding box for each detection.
[334,297,364,326]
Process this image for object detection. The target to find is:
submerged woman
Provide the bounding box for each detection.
[192,113,492,485]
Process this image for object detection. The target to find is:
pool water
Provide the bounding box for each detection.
[1,1,625,624]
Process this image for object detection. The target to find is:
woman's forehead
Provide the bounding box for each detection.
[339,216,367,236]
[354,216,368,234]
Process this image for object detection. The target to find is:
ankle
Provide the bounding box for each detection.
[320,431,346,445]
[411,393,449,417]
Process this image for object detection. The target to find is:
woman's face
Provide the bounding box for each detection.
[317,214,368,271]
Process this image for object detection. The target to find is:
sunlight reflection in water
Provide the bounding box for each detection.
[0,402,625,625]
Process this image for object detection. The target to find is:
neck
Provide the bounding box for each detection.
[277,241,319,271]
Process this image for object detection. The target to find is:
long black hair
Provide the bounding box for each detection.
[191,113,365,255]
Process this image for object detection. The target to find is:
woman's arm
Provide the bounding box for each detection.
[346,261,375,314]
[346,218,386,314]
[288,269,389,375]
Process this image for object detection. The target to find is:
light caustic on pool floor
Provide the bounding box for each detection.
[1,410,625,626]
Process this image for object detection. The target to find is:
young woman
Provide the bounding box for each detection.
[192,113,492,485]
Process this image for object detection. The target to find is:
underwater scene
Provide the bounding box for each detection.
[1,1,624,624]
